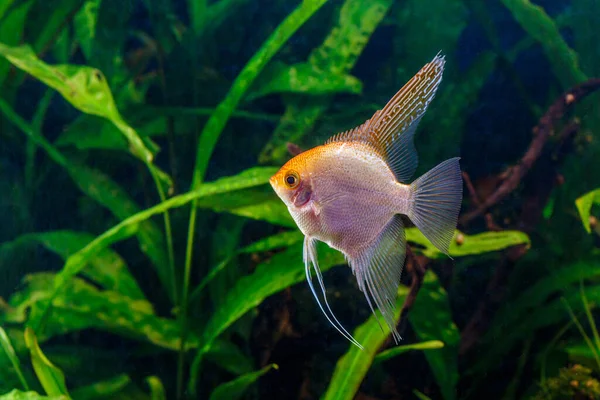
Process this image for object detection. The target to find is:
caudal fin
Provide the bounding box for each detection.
[408,157,463,254]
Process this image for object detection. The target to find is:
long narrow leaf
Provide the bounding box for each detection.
[322,287,409,400]
[0,326,29,390]
[24,328,69,397]
[190,0,327,186]
[501,0,586,88]
[409,272,460,400]
[208,364,277,400]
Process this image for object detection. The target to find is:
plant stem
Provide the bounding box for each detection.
[177,206,197,399]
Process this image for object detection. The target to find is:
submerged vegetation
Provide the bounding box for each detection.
[0,0,598,399]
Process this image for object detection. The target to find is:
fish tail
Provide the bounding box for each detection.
[407,157,463,254]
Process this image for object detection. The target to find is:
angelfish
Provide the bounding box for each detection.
[269,54,463,348]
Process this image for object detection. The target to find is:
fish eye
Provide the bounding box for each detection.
[284,171,300,188]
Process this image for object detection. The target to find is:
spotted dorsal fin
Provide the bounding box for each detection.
[326,53,445,183]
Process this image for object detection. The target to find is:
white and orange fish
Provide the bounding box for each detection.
[269,54,463,348]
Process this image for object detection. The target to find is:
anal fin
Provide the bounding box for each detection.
[347,215,406,343]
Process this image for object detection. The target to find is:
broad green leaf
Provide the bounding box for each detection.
[501,0,586,88]
[208,364,277,400]
[69,374,131,400]
[198,188,295,227]
[9,274,196,351]
[322,286,409,400]
[374,340,445,364]
[189,229,305,304]
[409,271,460,400]
[0,391,67,400]
[576,188,600,233]
[0,43,153,162]
[259,0,394,163]
[24,328,69,397]
[2,231,144,300]
[0,325,29,391]
[145,376,166,400]
[191,0,328,186]
[205,340,253,376]
[239,231,304,254]
[198,242,344,351]
[407,228,530,259]
[248,62,362,100]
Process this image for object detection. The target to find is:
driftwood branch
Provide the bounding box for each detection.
[460,78,600,225]
[459,78,600,355]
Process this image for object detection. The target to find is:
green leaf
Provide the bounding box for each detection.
[259,0,394,163]
[406,228,530,259]
[322,286,409,400]
[145,376,166,400]
[69,374,131,400]
[35,168,275,325]
[191,0,328,186]
[249,62,362,100]
[564,341,600,365]
[0,43,153,162]
[90,0,133,83]
[475,261,600,373]
[0,325,29,391]
[239,231,304,254]
[0,0,33,87]
[205,340,254,376]
[576,188,600,233]
[25,0,84,55]
[189,242,346,393]
[409,271,460,400]
[198,188,295,227]
[0,390,67,400]
[374,340,445,364]
[24,328,69,397]
[2,231,145,300]
[501,0,587,88]
[208,364,277,400]
[9,274,195,351]
[73,0,101,61]
[199,242,344,351]
[413,390,433,400]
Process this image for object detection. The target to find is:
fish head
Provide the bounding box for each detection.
[269,153,313,210]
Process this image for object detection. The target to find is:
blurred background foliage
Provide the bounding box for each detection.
[0,0,598,399]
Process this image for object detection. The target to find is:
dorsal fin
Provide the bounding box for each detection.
[326,53,446,182]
